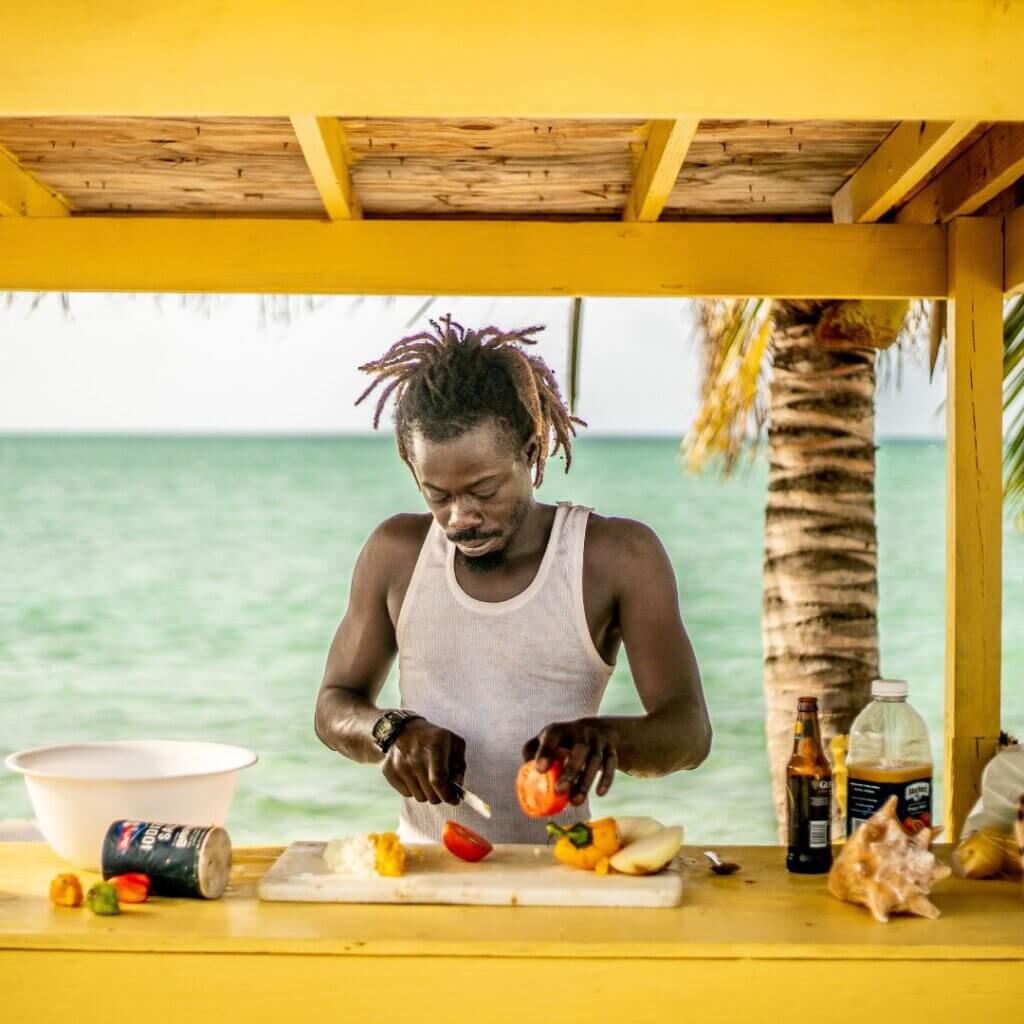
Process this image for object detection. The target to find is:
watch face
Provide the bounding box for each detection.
[373,716,396,745]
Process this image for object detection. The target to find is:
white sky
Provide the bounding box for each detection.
[0,294,946,438]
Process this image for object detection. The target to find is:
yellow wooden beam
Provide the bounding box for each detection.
[0,218,946,299]
[898,124,1024,224]
[832,121,977,224]
[3,3,1024,119]
[1005,204,1024,295]
[289,116,361,220]
[945,217,1004,839]
[0,144,70,217]
[624,120,699,223]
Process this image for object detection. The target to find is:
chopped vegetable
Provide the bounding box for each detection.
[516,759,571,819]
[609,825,683,875]
[49,873,83,908]
[371,832,406,877]
[442,821,493,862]
[85,880,120,916]
[109,873,151,903]
[547,817,621,871]
[616,816,666,846]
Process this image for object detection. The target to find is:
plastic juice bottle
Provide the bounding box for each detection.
[786,696,833,874]
[846,678,933,836]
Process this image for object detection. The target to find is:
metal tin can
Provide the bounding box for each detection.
[101,820,232,899]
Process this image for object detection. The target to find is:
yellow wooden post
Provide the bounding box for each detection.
[945,217,1004,838]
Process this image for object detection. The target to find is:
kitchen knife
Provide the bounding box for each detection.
[452,781,491,819]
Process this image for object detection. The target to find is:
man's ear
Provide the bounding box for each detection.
[521,433,540,468]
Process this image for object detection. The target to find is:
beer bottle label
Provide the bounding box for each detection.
[787,775,832,849]
[846,774,932,836]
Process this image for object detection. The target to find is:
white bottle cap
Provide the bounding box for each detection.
[871,678,908,698]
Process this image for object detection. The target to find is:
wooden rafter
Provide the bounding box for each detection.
[897,123,1024,224]
[0,218,945,299]
[1004,204,1024,294]
[4,3,1024,120]
[623,120,699,222]
[831,121,977,224]
[289,116,361,220]
[0,144,70,217]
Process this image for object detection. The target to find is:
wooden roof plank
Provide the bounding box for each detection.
[897,123,1024,224]
[831,121,977,223]
[289,116,361,220]
[0,218,946,299]
[624,119,699,222]
[0,144,70,217]
[4,4,1024,120]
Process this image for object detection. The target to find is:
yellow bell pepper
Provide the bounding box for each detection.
[49,873,83,908]
[547,817,621,872]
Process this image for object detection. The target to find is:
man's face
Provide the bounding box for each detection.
[409,419,534,572]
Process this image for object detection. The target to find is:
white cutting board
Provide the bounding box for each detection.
[258,841,683,907]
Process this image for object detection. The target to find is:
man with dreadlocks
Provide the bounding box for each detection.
[314,316,711,844]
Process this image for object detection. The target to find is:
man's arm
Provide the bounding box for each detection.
[315,517,467,804]
[314,520,399,764]
[528,519,712,803]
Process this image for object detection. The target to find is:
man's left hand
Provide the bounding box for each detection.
[522,718,619,805]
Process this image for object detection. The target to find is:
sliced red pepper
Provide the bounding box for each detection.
[108,873,151,903]
[442,821,493,862]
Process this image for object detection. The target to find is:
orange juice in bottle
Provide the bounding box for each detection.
[846,679,933,836]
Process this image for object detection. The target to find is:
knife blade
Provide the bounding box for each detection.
[452,781,492,819]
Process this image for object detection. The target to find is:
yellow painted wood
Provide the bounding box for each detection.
[898,124,1024,224]
[3,950,1021,1024]
[0,218,947,299]
[832,121,977,224]
[3,3,1024,119]
[945,218,1004,839]
[624,119,699,222]
[0,144,70,217]
[1,844,1020,960]
[289,115,361,220]
[1005,204,1024,295]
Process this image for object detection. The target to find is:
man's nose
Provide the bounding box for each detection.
[448,497,483,531]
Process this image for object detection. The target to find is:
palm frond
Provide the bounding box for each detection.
[682,298,773,476]
[1002,295,1024,523]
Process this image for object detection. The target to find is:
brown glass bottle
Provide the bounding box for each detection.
[786,696,833,874]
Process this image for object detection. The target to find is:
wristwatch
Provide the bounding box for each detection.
[371,709,423,754]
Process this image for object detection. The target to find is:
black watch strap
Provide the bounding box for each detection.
[372,709,422,754]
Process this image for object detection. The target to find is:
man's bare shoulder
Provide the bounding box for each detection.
[365,513,434,569]
[583,513,671,576]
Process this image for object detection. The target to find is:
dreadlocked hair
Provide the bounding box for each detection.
[356,315,585,487]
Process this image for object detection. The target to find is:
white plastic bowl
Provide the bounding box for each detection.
[5,740,258,870]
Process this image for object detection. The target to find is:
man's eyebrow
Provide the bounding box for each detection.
[420,473,500,491]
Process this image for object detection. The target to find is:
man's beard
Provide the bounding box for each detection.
[460,547,507,574]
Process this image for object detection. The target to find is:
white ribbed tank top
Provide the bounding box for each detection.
[395,502,615,844]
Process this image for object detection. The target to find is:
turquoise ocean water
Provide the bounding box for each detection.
[2,436,1022,845]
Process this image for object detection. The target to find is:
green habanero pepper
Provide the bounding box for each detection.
[86,880,120,916]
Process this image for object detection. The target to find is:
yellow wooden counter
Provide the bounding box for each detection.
[2,843,1021,1023]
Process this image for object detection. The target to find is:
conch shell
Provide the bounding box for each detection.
[828,795,950,923]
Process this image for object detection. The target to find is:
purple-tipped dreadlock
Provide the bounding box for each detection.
[356,314,585,487]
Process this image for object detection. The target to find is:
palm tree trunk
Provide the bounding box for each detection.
[763,310,880,837]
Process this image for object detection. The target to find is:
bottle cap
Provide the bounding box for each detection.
[871,678,908,698]
[797,696,818,711]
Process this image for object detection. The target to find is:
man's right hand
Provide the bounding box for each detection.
[381,719,467,805]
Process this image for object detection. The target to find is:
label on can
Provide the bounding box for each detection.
[102,820,229,898]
